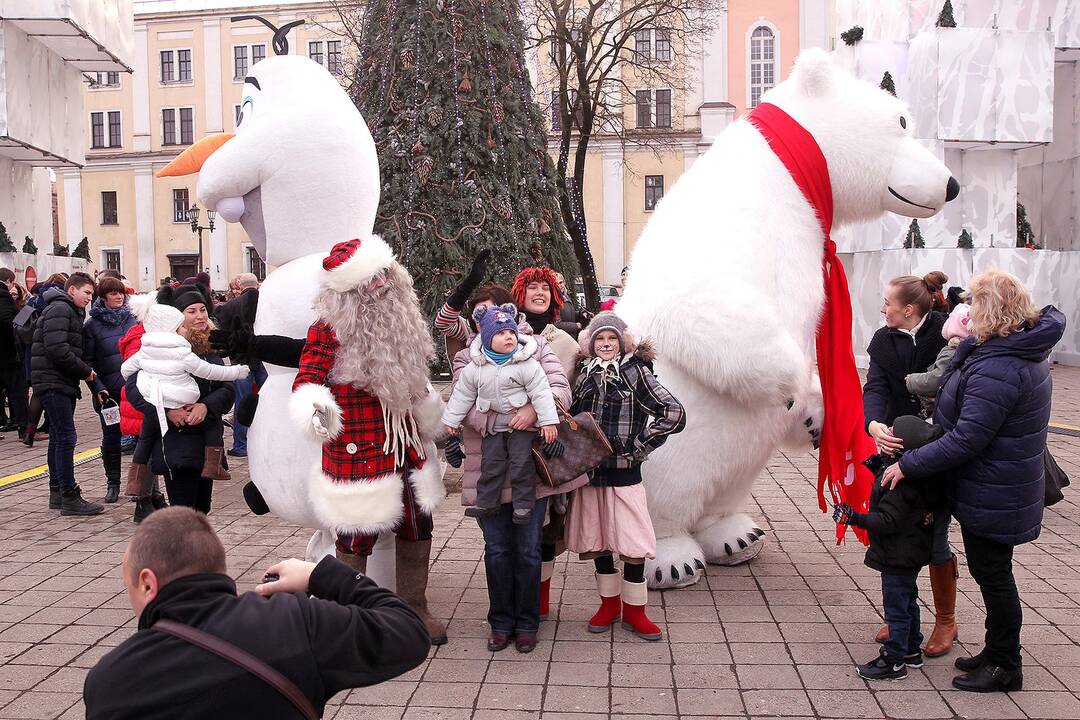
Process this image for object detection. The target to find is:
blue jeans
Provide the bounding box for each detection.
[40,392,77,493]
[479,497,548,636]
[231,365,266,452]
[881,573,922,660]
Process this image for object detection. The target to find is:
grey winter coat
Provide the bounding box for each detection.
[442,334,558,431]
[905,338,961,399]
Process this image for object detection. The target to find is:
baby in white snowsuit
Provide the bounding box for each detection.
[121,298,248,469]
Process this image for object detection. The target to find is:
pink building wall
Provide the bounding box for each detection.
[727,0,802,120]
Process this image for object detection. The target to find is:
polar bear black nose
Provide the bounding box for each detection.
[945,176,960,202]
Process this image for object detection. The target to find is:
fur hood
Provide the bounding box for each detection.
[468,333,539,366]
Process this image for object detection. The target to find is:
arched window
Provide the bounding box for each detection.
[749,25,776,108]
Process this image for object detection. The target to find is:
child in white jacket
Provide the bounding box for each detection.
[122,296,248,479]
[442,303,558,525]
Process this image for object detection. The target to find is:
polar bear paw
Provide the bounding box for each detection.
[646,534,707,590]
[695,514,766,566]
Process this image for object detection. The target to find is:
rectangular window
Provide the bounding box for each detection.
[635,90,652,128]
[90,72,120,88]
[234,45,248,80]
[173,188,190,223]
[252,43,266,66]
[108,71,120,86]
[89,73,101,88]
[162,108,176,145]
[634,29,651,61]
[308,41,324,66]
[178,49,192,81]
[108,111,122,147]
[101,191,118,225]
[103,249,121,272]
[90,112,105,148]
[247,246,266,281]
[645,175,664,211]
[655,89,672,128]
[327,40,342,75]
[234,104,242,127]
[160,49,174,82]
[179,107,194,145]
[654,29,672,61]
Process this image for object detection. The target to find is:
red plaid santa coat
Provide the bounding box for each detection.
[290,320,445,535]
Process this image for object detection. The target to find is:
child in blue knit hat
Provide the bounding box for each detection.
[442,303,559,525]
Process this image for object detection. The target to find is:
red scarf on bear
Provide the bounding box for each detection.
[748,102,875,545]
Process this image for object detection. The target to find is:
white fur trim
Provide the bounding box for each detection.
[408,441,446,514]
[596,571,621,598]
[310,468,405,535]
[410,384,446,443]
[620,578,649,606]
[290,383,343,440]
[323,235,395,292]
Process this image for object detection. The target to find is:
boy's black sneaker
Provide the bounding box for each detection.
[464,506,498,519]
[904,650,924,668]
[858,653,908,681]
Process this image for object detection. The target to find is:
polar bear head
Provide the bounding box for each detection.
[762,48,957,226]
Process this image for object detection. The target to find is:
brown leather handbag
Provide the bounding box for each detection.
[531,403,613,487]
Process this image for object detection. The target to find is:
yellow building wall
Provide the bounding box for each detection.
[84,72,135,154]
[148,21,205,152]
[622,149,686,259]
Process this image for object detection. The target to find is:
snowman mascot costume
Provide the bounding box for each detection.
[155,19,445,598]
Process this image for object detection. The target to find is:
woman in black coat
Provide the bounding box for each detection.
[125,288,234,513]
[84,276,137,503]
[862,271,956,657]
[883,271,1063,692]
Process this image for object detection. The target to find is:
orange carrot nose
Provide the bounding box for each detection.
[157,133,235,177]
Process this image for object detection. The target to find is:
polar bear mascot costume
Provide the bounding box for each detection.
[617,48,958,588]
[156,18,444,565]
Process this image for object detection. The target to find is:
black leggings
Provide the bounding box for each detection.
[594,554,644,583]
[164,468,213,514]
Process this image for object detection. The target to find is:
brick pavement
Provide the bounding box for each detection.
[1,370,1080,719]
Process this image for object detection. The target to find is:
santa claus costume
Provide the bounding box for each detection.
[290,236,448,644]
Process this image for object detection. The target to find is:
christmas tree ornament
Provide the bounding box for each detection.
[426,108,444,128]
[494,194,513,220]
[414,154,434,186]
[458,67,472,93]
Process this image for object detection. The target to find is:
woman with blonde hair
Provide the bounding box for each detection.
[880,270,1064,693]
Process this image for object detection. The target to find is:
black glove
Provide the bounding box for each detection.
[542,439,565,459]
[446,248,492,310]
[210,318,254,358]
[444,435,465,468]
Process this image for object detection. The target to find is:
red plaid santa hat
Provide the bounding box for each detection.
[322,236,396,292]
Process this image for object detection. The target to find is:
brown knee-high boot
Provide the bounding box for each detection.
[924,555,959,657]
[336,550,368,574]
[395,538,448,646]
[201,447,231,481]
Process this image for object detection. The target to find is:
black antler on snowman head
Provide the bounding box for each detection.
[231,15,305,56]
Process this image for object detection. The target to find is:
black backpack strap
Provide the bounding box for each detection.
[153,619,318,720]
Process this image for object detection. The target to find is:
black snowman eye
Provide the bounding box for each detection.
[900,116,907,129]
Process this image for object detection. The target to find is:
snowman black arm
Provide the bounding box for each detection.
[251,334,305,368]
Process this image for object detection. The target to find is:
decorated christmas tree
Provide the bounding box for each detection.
[22,236,36,254]
[72,237,91,260]
[840,26,864,46]
[957,229,973,249]
[879,71,896,97]
[52,238,69,256]
[350,0,577,320]
[0,222,14,252]
[936,0,957,28]
[904,219,924,249]
[1016,202,1035,248]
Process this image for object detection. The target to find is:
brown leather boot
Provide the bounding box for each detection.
[924,555,959,657]
[336,550,368,574]
[201,447,231,481]
[874,625,889,643]
[124,463,152,497]
[395,538,448,646]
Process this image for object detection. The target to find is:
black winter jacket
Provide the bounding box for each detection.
[851,453,941,575]
[83,299,137,397]
[0,290,17,368]
[30,288,92,398]
[863,311,948,431]
[125,354,235,473]
[83,556,431,720]
[900,307,1065,545]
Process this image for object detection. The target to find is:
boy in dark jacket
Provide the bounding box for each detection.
[30,273,104,516]
[834,415,943,681]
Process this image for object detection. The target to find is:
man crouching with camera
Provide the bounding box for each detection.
[84,507,431,719]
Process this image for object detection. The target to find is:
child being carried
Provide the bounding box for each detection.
[442,303,558,525]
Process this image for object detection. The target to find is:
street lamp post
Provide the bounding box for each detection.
[185,204,217,279]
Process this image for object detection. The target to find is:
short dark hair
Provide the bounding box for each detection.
[65,272,95,292]
[96,276,126,297]
[0,268,14,284]
[127,507,227,588]
[467,284,514,314]
[98,269,123,281]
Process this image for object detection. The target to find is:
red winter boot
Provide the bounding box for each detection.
[587,572,622,632]
[620,578,662,641]
[539,560,554,620]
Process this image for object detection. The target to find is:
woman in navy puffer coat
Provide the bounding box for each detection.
[83,277,137,502]
[884,271,1064,694]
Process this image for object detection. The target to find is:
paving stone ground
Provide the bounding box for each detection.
[2,368,1080,719]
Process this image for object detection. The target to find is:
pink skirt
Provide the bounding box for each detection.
[566,484,657,560]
